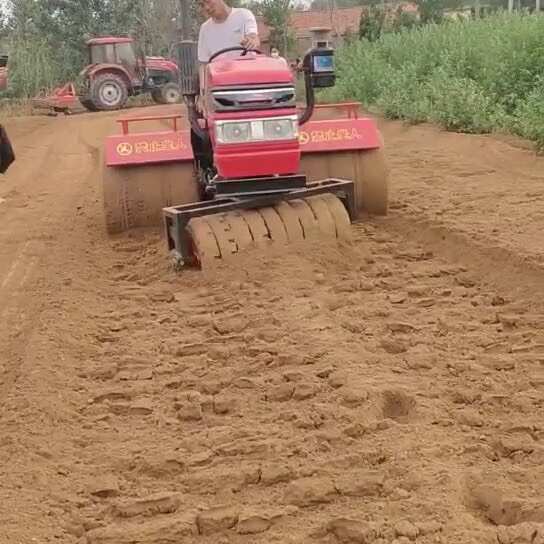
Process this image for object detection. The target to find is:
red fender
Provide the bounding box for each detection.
[82,64,137,88]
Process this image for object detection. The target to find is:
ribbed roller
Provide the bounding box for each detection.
[185,194,352,268]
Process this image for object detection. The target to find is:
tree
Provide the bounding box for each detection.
[342,26,358,44]
[391,5,419,30]
[176,0,204,42]
[257,0,295,56]
[413,0,463,23]
[358,5,387,41]
[414,0,445,22]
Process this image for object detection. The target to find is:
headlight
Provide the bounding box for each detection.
[220,122,251,143]
[264,119,297,140]
[215,116,298,144]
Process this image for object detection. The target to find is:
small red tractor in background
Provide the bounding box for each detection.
[32,36,182,114]
[79,37,181,111]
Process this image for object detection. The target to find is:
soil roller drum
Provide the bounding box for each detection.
[102,41,389,268]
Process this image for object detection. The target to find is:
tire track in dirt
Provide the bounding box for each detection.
[380,120,544,272]
[35,226,544,544]
[0,113,115,406]
[381,214,544,307]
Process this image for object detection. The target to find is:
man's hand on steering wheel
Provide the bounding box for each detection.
[240,33,259,51]
[208,45,262,62]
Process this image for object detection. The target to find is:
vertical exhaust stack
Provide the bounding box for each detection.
[172,40,207,141]
[173,40,199,97]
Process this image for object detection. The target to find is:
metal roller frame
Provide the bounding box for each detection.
[163,177,355,266]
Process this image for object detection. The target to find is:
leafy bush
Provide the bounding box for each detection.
[511,83,544,150]
[6,36,63,98]
[328,12,544,149]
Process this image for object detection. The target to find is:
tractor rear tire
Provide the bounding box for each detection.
[102,159,198,234]
[300,140,389,218]
[90,73,129,111]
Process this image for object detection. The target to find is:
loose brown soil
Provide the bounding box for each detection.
[0,108,543,544]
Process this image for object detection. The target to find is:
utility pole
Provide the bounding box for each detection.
[179,0,192,40]
[508,0,514,11]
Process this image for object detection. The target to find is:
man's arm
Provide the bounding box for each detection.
[199,63,206,96]
[197,24,209,108]
[240,32,259,50]
[197,23,210,64]
[240,8,260,49]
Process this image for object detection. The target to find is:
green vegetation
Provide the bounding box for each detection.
[258,0,295,56]
[328,12,544,149]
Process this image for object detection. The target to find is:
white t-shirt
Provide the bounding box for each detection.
[198,8,259,63]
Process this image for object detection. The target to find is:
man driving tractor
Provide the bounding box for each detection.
[196,0,260,110]
[197,0,260,64]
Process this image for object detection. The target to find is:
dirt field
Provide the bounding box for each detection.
[1,108,543,544]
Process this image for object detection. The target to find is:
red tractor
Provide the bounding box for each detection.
[102,42,389,268]
[79,37,181,111]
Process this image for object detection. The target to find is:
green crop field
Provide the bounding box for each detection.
[328,12,544,149]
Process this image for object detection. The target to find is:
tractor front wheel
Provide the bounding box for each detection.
[151,83,181,105]
[160,83,181,104]
[90,73,129,111]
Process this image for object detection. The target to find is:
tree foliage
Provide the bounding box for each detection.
[415,0,448,23]
[359,5,387,41]
[254,0,295,55]
[311,0,362,9]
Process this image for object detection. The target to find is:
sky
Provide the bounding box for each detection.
[0,0,10,22]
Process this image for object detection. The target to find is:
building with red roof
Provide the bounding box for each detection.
[257,4,418,56]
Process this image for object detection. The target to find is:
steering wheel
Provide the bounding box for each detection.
[208,46,262,63]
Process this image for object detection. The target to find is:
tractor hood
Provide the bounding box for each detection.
[207,55,294,88]
[145,56,178,74]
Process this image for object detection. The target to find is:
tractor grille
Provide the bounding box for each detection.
[211,86,296,112]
